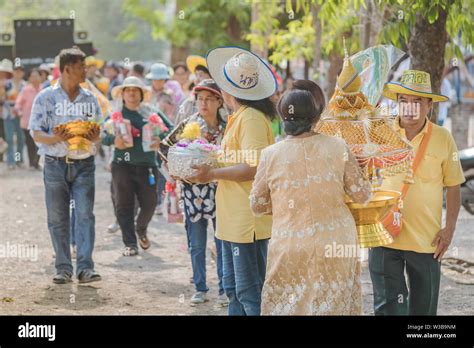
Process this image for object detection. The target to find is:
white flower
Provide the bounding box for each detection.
[192,185,201,197]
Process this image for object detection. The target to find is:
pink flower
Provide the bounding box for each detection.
[111,111,124,122]
[148,113,161,125]
[148,113,169,134]
[193,138,208,145]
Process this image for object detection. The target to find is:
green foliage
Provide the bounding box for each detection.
[121,0,251,56]
[246,0,285,54]
[268,14,315,65]
[380,0,473,61]
[248,0,360,66]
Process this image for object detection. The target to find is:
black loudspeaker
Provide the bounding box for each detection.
[0,45,14,61]
[14,19,75,67]
[76,42,95,56]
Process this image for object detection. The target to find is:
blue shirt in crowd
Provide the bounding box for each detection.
[28,81,102,157]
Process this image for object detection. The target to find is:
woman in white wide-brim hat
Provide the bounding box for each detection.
[187,46,277,316]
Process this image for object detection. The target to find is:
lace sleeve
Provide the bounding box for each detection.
[344,148,372,204]
[250,151,272,216]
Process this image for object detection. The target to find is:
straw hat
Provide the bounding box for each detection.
[85,56,104,69]
[383,70,448,102]
[206,46,277,101]
[111,76,150,101]
[186,55,207,74]
[0,59,14,78]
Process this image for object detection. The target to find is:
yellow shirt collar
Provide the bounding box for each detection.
[228,105,248,121]
[394,116,430,138]
[225,105,248,134]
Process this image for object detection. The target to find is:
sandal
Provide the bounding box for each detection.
[53,271,73,284]
[123,246,139,256]
[138,236,150,250]
[77,269,101,284]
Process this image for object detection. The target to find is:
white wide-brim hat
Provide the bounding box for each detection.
[206,46,277,101]
[0,59,14,78]
[111,76,151,102]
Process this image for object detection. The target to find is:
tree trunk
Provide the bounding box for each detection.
[170,0,190,63]
[311,2,321,81]
[370,2,385,47]
[250,1,268,59]
[171,47,189,64]
[226,14,242,43]
[408,6,448,123]
[361,0,372,49]
[326,51,344,97]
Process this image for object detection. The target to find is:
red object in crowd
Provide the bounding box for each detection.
[268,64,283,87]
[52,66,60,81]
[111,111,124,122]
[148,113,169,133]
[165,181,176,192]
[130,126,141,137]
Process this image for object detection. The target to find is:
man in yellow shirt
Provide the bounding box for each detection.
[188,47,277,315]
[369,70,465,315]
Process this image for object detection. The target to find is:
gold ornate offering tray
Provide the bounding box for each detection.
[54,120,100,159]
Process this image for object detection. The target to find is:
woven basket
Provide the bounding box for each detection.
[167,146,218,178]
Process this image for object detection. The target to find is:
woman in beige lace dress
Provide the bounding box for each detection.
[250,84,372,315]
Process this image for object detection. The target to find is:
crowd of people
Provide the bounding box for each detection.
[0,43,465,316]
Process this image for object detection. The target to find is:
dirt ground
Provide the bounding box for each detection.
[0,157,473,315]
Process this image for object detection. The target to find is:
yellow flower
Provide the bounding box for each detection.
[181,122,201,140]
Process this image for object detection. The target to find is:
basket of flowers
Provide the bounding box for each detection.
[167,122,220,178]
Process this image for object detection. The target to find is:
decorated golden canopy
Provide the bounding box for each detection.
[315,45,413,186]
[315,44,413,248]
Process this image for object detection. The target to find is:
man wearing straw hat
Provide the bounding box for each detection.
[369,70,465,315]
[29,47,103,284]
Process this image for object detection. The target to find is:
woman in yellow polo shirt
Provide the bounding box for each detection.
[188,47,277,315]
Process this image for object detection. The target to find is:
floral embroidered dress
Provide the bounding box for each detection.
[250,134,372,315]
[182,113,225,222]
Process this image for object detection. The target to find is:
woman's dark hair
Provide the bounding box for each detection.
[292,79,326,113]
[173,62,188,72]
[59,46,86,73]
[235,97,277,121]
[195,65,210,76]
[28,68,41,80]
[277,89,323,136]
[132,62,145,76]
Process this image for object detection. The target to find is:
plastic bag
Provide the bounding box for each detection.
[350,45,405,105]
